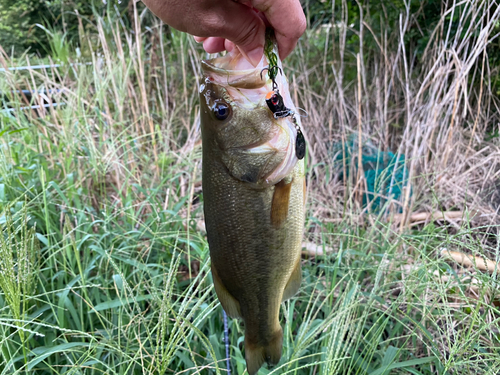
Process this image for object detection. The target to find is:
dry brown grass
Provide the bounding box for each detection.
[294,1,500,236]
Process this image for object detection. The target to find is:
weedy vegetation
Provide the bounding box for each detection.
[1,0,500,373]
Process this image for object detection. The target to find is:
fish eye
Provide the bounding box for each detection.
[213,102,230,120]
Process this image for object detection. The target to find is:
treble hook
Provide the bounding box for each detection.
[260,66,282,91]
[259,66,282,81]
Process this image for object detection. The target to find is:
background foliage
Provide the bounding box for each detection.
[1,0,498,91]
[0,0,134,56]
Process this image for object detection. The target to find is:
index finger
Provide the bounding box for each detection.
[252,0,306,59]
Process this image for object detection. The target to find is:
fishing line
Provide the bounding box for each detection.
[223,310,231,375]
[295,107,309,118]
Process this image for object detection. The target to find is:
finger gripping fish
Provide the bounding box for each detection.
[200,32,305,375]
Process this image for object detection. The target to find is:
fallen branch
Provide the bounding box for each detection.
[393,211,476,223]
[433,270,482,295]
[440,249,500,274]
[301,242,334,256]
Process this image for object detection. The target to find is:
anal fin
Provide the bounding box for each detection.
[211,264,242,319]
[282,260,302,302]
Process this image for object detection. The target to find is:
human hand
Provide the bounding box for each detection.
[141,0,306,66]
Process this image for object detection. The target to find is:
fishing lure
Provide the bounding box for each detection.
[265,91,292,118]
[261,67,306,160]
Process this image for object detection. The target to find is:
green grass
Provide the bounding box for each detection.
[1,1,500,374]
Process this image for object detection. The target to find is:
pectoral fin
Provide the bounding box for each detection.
[282,260,302,302]
[270,178,293,228]
[211,264,242,319]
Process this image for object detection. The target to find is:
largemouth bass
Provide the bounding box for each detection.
[200,34,305,375]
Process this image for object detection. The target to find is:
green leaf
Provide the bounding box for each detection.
[7,127,29,134]
[91,295,154,312]
[35,233,49,246]
[381,345,399,368]
[27,342,92,370]
[0,127,10,137]
[369,357,437,375]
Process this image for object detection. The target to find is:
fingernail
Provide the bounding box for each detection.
[240,45,264,67]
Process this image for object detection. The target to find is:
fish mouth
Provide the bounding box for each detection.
[201,49,267,89]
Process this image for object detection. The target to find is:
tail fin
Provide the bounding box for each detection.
[245,329,283,375]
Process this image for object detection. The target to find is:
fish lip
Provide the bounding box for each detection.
[201,60,267,89]
[201,60,257,76]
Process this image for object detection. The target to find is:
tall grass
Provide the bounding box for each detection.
[1,0,500,373]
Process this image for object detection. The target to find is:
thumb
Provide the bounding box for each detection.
[216,4,266,66]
